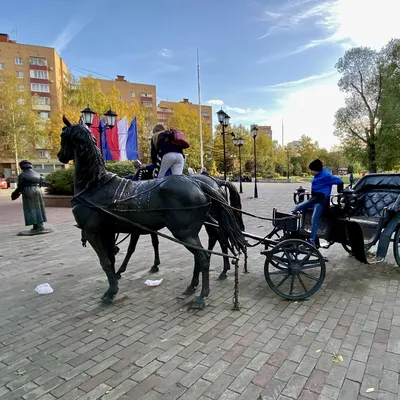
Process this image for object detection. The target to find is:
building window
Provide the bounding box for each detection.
[130,92,135,98]
[29,57,47,66]
[16,71,24,79]
[31,83,50,92]
[15,57,23,65]
[120,96,124,100]
[32,96,50,106]
[17,98,25,105]
[39,150,50,159]
[30,70,48,79]
[201,111,209,117]
[141,93,153,98]
[17,85,24,92]
[142,101,153,108]
[39,112,49,119]
[0,63,4,70]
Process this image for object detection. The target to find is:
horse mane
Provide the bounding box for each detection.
[71,124,107,188]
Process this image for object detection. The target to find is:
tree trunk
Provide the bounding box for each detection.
[367,140,377,173]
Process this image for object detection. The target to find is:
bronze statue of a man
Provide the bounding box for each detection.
[11,160,52,236]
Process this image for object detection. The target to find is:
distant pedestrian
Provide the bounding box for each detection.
[349,172,354,187]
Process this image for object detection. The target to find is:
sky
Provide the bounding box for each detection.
[2,0,400,149]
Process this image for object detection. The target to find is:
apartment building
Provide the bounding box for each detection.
[157,98,213,131]
[91,75,157,115]
[0,33,68,176]
[258,125,272,140]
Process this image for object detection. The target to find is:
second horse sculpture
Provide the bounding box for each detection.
[57,116,247,309]
[115,170,248,281]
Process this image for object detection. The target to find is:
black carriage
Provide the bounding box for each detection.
[253,173,400,301]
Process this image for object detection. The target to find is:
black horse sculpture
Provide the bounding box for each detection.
[57,117,247,308]
[115,169,248,280]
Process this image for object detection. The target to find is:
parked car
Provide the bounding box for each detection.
[0,178,7,189]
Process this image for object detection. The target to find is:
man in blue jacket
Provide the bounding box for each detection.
[293,159,343,245]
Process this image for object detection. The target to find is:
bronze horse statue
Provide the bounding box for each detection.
[57,117,247,308]
[115,170,248,280]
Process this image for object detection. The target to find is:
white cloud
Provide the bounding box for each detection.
[159,48,174,58]
[52,18,90,53]
[256,70,337,92]
[207,99,224,106]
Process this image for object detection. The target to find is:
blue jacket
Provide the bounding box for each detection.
[312,168,343,198]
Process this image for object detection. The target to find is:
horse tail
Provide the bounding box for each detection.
[196,181,247,255]
[212,178,244,231]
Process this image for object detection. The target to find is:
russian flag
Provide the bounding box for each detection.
[102,116,139,161]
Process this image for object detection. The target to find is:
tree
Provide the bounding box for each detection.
[0,72,45,173]
[166,102,213,170]
[377,39,400,170]
[297,135,319,172]
[334,47,384,173]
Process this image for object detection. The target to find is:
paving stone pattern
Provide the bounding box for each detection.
[1,182,400,400]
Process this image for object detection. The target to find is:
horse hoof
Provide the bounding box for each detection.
[218,273,227,280]
[114,246,120,255]
[149,266,159,273]
[183,285,196,296]
[101,287,119,302]
[190,298,206,310]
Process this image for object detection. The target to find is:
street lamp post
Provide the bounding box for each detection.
[233,136,244,194]
[287,147,290,180]
[217,109,231,181]
[81,105,117,159]
[251,124,258,199]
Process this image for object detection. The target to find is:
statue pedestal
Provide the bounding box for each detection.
[17,228,53,236]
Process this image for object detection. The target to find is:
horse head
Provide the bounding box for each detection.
[58,115,97,164]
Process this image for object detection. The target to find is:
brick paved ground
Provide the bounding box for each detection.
[0,182,400,400]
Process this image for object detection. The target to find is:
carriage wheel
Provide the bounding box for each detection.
[393,226,400,267]
[264,239,326,300]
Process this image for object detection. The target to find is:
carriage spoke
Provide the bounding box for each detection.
[301,260,322,269]
[299,251,312,265]
[269,270,289,275]
[283,247,295,263]
[297,274,308,292]
[276,275,290,288]
[289,276,295,295]
[299,271,319,282]
[271,255,290,267]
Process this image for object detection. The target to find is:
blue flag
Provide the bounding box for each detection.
[126,117,139,160]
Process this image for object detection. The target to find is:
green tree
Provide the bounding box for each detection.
[298,135,319,172]
[377,39,400,170]
[0,72,45,173]
[334,46,384,173]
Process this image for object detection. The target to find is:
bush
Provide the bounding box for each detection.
[46,168,74,195]
[106,161,137,177]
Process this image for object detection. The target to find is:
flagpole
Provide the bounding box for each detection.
[197,49,204,169]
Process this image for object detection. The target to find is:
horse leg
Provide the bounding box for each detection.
[116,232,139,279]
[85,231,118,303]
[218,238,231,281]
[207,231,229,281]
[150,233,161,273]
[181,235,210,309]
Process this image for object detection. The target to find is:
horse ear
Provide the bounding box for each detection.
[62,115,72,127]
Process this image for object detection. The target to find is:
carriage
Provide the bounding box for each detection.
[249,173,400,301]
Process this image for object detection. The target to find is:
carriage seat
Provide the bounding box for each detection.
[342,174,400,239]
